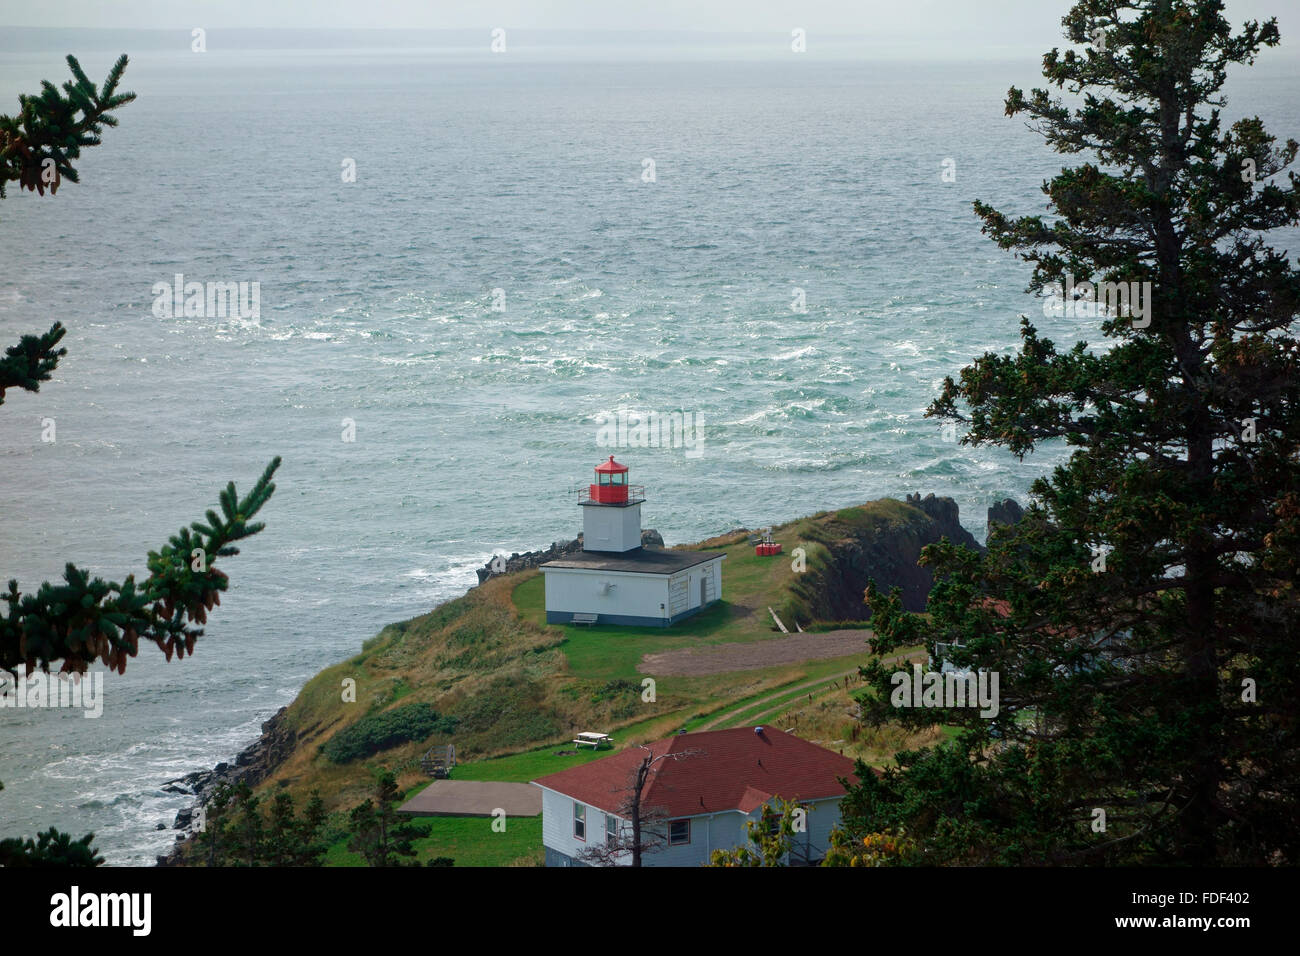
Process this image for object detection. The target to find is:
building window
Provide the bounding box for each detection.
[764,805,804,838]
[763,804,781,836]
[573,802,586,841]
[669,819,690,845]
[605,813,618,846]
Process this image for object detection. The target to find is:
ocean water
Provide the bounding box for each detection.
[1,43,1296,864]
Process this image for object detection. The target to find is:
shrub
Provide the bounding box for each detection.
[589,679,639,704]
[322,703,458,764]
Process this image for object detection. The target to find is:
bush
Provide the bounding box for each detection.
[321,703,459,764]
[590,679,639,703]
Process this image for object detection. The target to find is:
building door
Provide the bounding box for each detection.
[669,577,688,616]
[701,566,717,604]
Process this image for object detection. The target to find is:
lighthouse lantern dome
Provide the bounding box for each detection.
[590,455,630,504]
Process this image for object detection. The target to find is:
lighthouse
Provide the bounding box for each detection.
[540,457,725,627]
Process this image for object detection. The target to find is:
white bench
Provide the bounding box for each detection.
[573,732,612,749]
[571,612,599,626]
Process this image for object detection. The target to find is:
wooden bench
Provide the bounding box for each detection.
[571,612,599,626]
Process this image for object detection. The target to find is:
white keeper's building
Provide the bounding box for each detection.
[540,456,724,628]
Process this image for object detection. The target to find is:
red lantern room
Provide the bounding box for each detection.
[590,455,630,504]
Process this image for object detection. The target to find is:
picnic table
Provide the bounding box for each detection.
[573,732,613,750]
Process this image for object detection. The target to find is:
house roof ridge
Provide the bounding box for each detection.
[533,725,857,819]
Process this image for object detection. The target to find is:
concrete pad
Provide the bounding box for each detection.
[397,780,541,817]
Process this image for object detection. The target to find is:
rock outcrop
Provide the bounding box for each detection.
[782,494,983,623]
[987,498,1026,541]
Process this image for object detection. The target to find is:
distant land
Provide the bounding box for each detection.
[0,25,1192,62]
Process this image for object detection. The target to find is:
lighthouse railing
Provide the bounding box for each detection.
[577,484,645,505]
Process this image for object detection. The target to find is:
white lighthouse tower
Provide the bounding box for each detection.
[581,455,644,552]
[541,457,725,628]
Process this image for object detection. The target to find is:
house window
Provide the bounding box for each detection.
[765,804,803,836]
[573,802,586,841]
[669,819,690,845]
[605,813,618,846]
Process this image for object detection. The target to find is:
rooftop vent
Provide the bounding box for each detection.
[754,726,764,734]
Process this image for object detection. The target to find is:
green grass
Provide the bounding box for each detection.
[322,816,543,867]
[451,743,614,784]
[411,816,542,866]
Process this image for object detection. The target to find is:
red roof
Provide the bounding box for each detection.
[594,455,628,473]
[978,596,1083,638]
[532,727,858,819]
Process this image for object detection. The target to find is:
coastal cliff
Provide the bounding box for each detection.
[779,493,985,624]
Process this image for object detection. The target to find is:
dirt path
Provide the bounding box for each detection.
[694,649,922,731]
[638,629,875,677]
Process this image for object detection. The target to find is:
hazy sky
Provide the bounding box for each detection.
[0,0,1294,42]
[0,0,1294,62]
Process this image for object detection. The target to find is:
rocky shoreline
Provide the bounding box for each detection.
[154,706,296,865]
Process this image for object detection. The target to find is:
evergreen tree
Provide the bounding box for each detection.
[295,792,329,866]
[192,785,327,867]
[229,783,265,867]
[196,784,235,867]
[1,54,279,865]
[849,0,1299,865]
[265,791,300,866]
[0,54,134,204]
[0,828,104,867]
[264,790,329,866]
[345,769,428,867]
